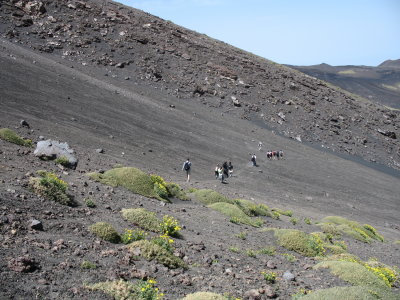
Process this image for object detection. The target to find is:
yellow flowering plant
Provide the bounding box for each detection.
[159,215,181,237]
[136,279,164,300]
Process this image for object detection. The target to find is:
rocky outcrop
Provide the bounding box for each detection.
[34,140,78,168]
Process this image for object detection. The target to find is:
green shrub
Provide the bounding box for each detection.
[127,240,186,269]
[236,231,247,240]
[233,199,270,216]
[299,286,389,300]
[81,260,97,269]
[151,235,175,253]
[180,292,227,300]
[274,229,325,257]
[159,215,181,237]
[208,202,261,227]
[272,208,293,217]
[154,182,169,200]
[304,217,312,225]
[262,271,277,283]
[86,279,164,300]
[318,216,384,243]
[192,189,233,205]
[121,208,160,232]
[165,182,189,200]
[290,217,298,225]
[54,156,70,167]
[258,247,276,256]
[271,211,280,220]
[121,229,147,244]
[89,222,121,243]
[29,171,73,206]
[88,167,166,201]
[85,198,96,208]
[246,249,257,258]
[314,260,390,291]
[0,128,32,147]
[229,247,240,253]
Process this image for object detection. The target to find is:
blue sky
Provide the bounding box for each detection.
[116,0,400,66]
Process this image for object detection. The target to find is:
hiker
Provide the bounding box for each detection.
[215,164,220,179]
[228,161,233,177]
[258,141,263,151]
[279,150,284,159]
[182,158,191,182]
[217,166,225,183]
[276,150,280,160]
[222,161,229,178]
[251,154,257,166]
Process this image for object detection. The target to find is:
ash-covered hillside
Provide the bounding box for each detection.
[289,60,400,110]
[0,0,399,170]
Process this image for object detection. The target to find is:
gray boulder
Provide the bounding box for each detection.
[34,140,78,169]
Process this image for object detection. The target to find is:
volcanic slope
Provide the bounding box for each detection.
[0,0,399,170]
[0,1,400,300]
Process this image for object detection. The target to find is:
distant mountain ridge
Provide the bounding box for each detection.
[289,60,400,109]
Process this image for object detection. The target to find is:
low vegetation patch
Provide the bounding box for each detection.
[159,215,181,237]
[208,202,263,227]
[0,128,32,147]
[84,198,96,208]
[180,292,227,300]
[88,167,165,201]
[317,216,384,243]
[81,260,97,269]
[121,229,147,244]
[273,229,325,257]
[86,278,164,300]
[54,156,70,167]
[272,208,293,217]
[121,208,161,232]
[192,189,233,205]
[89,222,121,243]
[29,170,73,206]
[314,254,398,299]
[127,240,187,269]
[233,199,270,216]
[299,286,385,300]
[165,182,189,200]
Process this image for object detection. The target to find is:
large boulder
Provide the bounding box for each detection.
[34,140,78,169]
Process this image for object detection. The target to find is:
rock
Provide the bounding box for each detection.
[244,289,261,300]
[266,260,277,269]
[29,219,43,231]
[20,120,30,128]
[115,62,125,68]
[277,111,285,120]
[96,148,104,154]
[34,140,78,169]
[231,96,241,107]
[262,286,277,298]
[377,129,396,139]
[283,271,295,281]
[8,256,38,272]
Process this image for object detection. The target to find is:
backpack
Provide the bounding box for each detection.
[184,161,191,170]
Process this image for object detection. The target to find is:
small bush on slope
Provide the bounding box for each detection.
[317,216,384,243]
[208,202,263,227]
[233,199,270,216]
[273,229,325,257]
[89,222,121,243]
[29,170,73,206]
[192,189,233,205]
[299,286,385,300]
[88,167,165,201]
[121,208,161,232]
[180,292,227,300]
[313,260,398,299]
[127,240,187,269]
[0,128,32,147]
[86,279,163,300]
[165,182,189,200]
